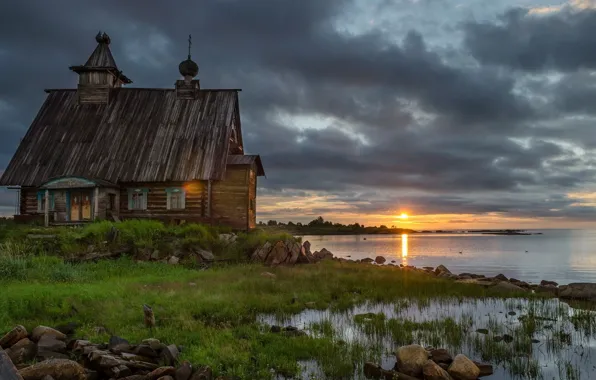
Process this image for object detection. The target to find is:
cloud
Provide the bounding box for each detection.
[1,0,596,226]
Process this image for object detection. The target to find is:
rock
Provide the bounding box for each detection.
[363,362,383,378]
[493,273,508,281]
[168,256,180,265]
[157,377,174,380]
[375,256,386,264]
[148,367,176,380]
[40,376,55,380]
[540,280,558,287]
[219,233,237,245]
[502,334,514,343]
[395,344,429,377]
[361,258,374,264]
[251,240,302,266]
[189,366,212,380]
[195,249,214,262]
[6,338,37,364]
[313,248,334,261]
[492,281,526,292]
[160,345,179,366]
[31,327,67,343]
[423,360,452,380]
[107,364,132,378]
[270,325,282,333]
[472,361,494,377]
[536,285,558,296]
[18,359,86,380]
[475,328,489,335]
[175,360,192,380]
[435,265,451,275]
[0,349,23,380]
[447,355,480,380]
[557,283,596,302]
[109,335,131,351]
[37,335,67,354]
[260,272,276,279]
[430,349,453,364]
[1,326,28,349]
[151,250,160,260]
[142,339,163,351]
[304,302,316,308]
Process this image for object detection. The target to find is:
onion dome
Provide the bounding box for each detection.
[179,57,199,78]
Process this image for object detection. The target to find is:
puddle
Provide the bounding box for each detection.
[260,298,596,379]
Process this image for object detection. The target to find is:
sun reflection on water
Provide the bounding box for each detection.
[401,234,408,264]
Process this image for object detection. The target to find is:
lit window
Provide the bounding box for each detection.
[167,188,186,210]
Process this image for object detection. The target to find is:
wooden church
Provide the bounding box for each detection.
[0,32,265,230]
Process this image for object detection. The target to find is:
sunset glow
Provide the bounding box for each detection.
[400,213,409,220]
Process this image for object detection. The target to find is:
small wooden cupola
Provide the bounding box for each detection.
[69,32,132,104]
[175,35,200,100]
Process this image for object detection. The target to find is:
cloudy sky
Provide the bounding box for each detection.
[1,0,596,229]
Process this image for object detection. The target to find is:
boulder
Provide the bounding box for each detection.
[395,344,429,377]
[0,349,23,380]
[37,336,67,354]
[430,349,453,365]
[6,338,37,364]
[160,345,179,367]
[493,273,508,281]
[435,265,451,275]
[492,281,526,293]
[189,365,212,380]
[448,355,480,380]
[296,242,315,264]
[18,359,86,380]
[168,256,180,265]
[313,248,334,261]
[361,258,375,264]
[473,361,494,377]
[175,360,192,380]
[535,285,558,296]
[195,249,214,262]
[218,234,237,245]
[30,327,66,343]
[363,362,383,378]
[1,326,28,349]
[558,283,596,301]
[540,280,558,287]
[422,360,452,380]
[148,367,176,379]
[251,240,303,266]
[375,256,386,264]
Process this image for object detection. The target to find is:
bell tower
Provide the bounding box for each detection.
[175,35,200,100]
[69,32,132,104]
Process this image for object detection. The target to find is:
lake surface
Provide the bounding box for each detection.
[302,229,596,285]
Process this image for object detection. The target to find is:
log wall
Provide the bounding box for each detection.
[211,166,250,230]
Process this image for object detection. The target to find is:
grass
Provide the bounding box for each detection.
[0,219,594,379]
[0,250,507,379]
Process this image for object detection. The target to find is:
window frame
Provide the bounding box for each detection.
[128,188,148,211]
[166,187,186,210]
[37,191,54,213]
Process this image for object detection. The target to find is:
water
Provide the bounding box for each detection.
[302,229,596,285]
[261,298,596,380]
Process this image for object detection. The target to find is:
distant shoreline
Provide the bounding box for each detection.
[260,226,542,236]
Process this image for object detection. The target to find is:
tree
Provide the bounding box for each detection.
[267,220,278,226]
[308,216,325,226]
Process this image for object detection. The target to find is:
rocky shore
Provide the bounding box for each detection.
[0,325,217,380]
[250,239,596,305]
[364,344,493,380]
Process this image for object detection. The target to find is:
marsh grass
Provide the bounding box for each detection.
[0,256,518,379]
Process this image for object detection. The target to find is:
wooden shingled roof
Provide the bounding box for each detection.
[0,88,242,187]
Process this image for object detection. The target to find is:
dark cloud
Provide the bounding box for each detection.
[0,1,595,223]
[463,7,596,72]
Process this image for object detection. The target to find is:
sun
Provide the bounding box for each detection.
[400,213,409,220]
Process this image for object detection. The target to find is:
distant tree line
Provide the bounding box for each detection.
[257,216,417,235]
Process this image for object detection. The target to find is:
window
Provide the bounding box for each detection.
[37,191,54,213]
[128,189,148,210]
[166,188,186,210]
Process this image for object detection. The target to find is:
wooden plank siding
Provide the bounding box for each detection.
[248,165,257,229]
[119,181,206,220]
[211,166,250,230]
